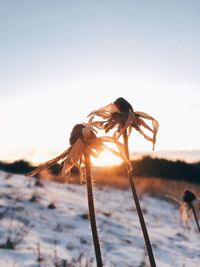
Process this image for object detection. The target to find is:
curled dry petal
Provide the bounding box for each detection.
[165,194,182,205]
[117,111,159,150]
[82,125,97,142]
[88,103,119,119]
[135,111,159,150]
[26,147,71,177]
[137,118,153,133]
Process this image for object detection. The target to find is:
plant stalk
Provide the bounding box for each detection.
[191,204,200,234]
[84,153,103,267]
[123,130,156,267]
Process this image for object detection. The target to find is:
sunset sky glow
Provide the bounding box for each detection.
[0,0,200,164]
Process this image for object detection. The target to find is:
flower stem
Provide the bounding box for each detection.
[191,204,200,234]
[84,153,103,267]
[123,130,156,267]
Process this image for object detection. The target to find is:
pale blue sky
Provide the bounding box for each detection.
[0,0,200,163]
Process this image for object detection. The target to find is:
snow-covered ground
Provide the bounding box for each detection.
[0,171,199,267]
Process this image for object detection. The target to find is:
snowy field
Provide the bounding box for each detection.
[0,171,199,267]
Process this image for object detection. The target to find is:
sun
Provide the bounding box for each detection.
[91,148,123,167]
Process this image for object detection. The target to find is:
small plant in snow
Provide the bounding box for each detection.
[0,219,29,250]
[167,189,200,233]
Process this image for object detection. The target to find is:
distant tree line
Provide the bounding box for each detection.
[96,156,200,185]
[0,160,35,174]
[0,156,199,184]
[130,156,200,183]
[0,160,79,178]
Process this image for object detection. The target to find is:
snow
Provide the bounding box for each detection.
[0,171,200,267]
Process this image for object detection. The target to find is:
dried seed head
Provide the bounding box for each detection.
[88,97,159,150]
[111,112,128,122]
[69,124,97,146]
[69,124,85,145]
[114,97,134,113]
[183,190,196,206]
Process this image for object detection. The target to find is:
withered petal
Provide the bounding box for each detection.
[26,147,71,177]
[88,103,119,118]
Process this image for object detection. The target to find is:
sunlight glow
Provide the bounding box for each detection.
[92,149,123,167]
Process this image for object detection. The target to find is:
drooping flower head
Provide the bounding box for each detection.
[88,97,159,150]
[183,190,196,207]
[180,190,200,226]
[26,124,128,182]
[167,190,200,226]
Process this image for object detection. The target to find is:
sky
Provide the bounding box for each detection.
[0,0,200,163]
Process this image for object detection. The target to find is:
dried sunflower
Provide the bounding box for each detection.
[88,97,159,150]
[26,123,130,267]
[88,97,158,267]
[26,123,128,182]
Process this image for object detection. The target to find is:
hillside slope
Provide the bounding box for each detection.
[0,172,199,267]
